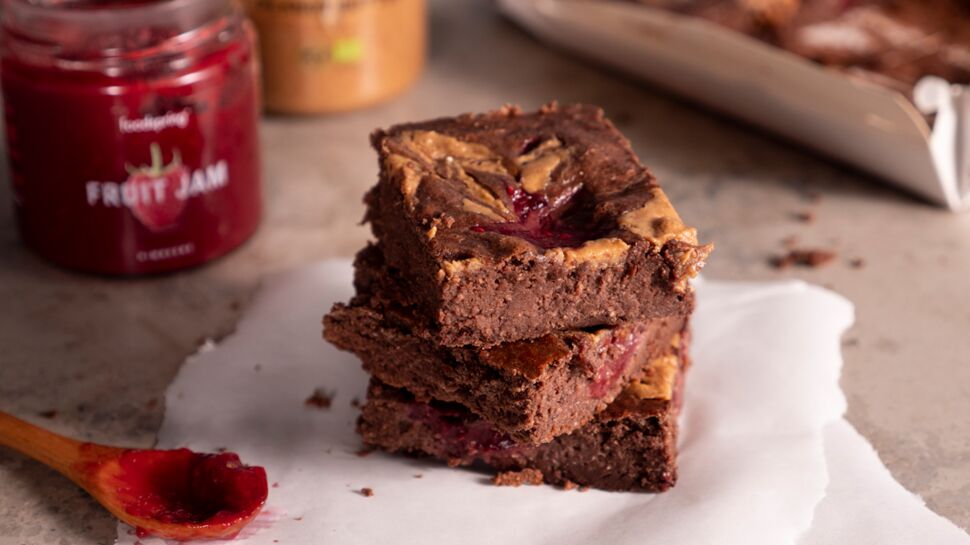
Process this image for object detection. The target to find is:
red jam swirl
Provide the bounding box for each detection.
[1,0,262,274]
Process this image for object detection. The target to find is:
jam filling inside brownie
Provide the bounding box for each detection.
[358,348,687,492]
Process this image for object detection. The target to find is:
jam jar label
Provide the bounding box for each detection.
[85,141,230,233]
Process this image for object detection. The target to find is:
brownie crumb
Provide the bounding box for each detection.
[413,474,423,479]
[849,258,865,269]
[792,210,815,223]
[770,249,837,269]
[38,409,58,419]
[350,397,361,408]
[562,480,578,491]
[305,388,334,409]
[359,487,375,497]
[214,446,228,453]
[492,468,544,487]
[355,447,374,457]
[781,235,799,248]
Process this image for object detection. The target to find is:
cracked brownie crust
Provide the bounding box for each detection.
[324,245,690,445]
[366,103,711,347]
[357,344,688,492]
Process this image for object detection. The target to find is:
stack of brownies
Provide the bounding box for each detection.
[324,103,711,492]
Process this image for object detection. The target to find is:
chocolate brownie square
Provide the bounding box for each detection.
[357,345,687,492]
[324,245,688,444]
[366,103,711,347]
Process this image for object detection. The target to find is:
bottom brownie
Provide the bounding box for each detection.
[358,345,687,492]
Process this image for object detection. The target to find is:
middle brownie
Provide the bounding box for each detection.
[323,245,690,445]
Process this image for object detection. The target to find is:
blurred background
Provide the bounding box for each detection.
[1,0,969,542]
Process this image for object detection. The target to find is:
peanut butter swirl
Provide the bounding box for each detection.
[373,103,712,284]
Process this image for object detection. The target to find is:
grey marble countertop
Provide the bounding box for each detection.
[2,1,969,542]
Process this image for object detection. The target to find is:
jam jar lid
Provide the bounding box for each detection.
[2,0,244,76]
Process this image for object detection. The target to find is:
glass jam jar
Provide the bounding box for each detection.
[1,0,262,275]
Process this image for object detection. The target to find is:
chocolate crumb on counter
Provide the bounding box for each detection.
[359,487,375,497]
[38,409,58,419]
[849,258,865,269]
[413,474,423,479]
[305,388,334,409]
[351,397,361,408]
[492,468,545,487]
[355,447,374,457]
[770,248,837,269]
[792,210,815,223]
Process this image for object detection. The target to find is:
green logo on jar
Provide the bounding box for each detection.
[299,38,363,66]
[331,38,363,64]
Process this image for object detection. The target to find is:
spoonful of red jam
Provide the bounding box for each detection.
[0,410,267,541]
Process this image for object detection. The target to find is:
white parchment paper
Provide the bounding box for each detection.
[116,261,967,544]
[799,420,970,545]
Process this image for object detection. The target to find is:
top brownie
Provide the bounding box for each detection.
[367,103,711,347]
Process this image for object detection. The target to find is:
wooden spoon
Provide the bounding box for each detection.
[0,411,268,541]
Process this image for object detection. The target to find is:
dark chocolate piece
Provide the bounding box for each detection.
[366,103,710,347]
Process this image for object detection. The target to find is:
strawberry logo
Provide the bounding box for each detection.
[127,143,188,232]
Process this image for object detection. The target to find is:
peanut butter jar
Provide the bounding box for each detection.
[246,0,426,114]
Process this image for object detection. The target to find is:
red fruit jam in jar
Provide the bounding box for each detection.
[1,0,261,274]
